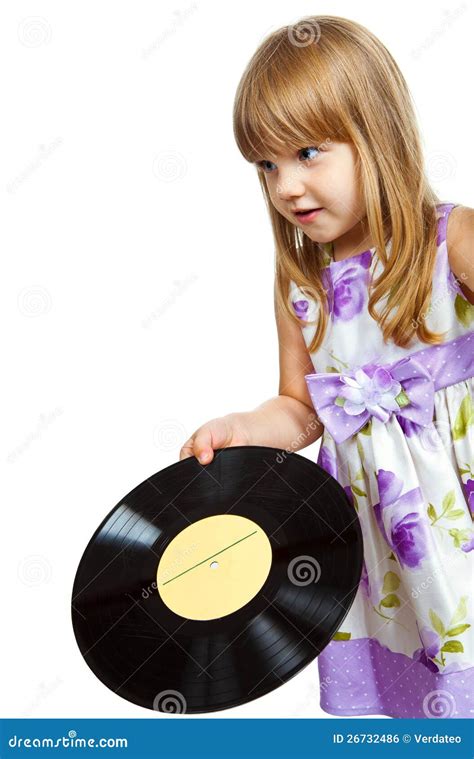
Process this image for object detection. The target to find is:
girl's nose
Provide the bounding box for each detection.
[275,167,308,200]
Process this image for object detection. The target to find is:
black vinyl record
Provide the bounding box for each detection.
[71,445,363,714]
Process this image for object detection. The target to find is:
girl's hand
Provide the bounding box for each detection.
[179,412,251,465]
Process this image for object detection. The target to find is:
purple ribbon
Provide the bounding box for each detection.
[305,331,474,444]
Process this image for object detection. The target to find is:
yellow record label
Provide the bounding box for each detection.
[156,514,273,620]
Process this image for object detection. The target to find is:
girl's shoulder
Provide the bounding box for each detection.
[446,204,474,305]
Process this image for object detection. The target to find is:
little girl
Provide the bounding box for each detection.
[179,15,474,718]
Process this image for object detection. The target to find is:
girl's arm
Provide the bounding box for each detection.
[239,280,324,452]
[447,205,474,304]
[240,393,323,452]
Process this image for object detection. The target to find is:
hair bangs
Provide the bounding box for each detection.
[233,32,350,164]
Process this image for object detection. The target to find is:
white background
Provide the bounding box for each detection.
[1,0,472,719]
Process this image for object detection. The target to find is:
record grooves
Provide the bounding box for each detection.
[71,445,363,714]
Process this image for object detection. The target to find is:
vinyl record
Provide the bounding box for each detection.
[71,445,363,714]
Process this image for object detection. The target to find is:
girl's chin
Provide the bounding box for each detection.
[305,232,333,244]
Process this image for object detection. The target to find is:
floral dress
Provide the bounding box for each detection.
[290,202,474,718]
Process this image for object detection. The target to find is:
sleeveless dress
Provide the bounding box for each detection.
[289,202,474,718]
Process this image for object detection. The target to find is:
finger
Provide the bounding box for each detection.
[192,428,216,464]
[179,438,195,461]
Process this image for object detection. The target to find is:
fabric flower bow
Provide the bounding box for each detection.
[305,356,434,443]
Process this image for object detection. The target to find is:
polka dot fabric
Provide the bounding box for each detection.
[319,638,472,718]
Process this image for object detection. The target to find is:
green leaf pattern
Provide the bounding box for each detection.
[452,393,474,441]
[454,294,474,328]
[428,490,474,550]
[426,597,471,668]
[371,570,409,631]
[332,631,351,640]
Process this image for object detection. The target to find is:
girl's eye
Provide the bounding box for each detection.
[256,159,277,173]
[299,145,321,162]
[256,146,322,173]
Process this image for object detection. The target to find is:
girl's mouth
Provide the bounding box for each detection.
[293,208,323,224]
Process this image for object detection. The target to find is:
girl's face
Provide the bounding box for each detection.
[257,141,373,257]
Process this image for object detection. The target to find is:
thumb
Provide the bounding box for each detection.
[194,419,228,464]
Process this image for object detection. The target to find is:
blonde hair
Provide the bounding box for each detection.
[232,15,445,352]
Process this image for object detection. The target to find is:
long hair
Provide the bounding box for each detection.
[232,15,445,351]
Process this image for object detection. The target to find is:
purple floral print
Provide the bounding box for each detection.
[373,469,427,568]
[463,479,474,517]
[344,485,354,506]
[461,534,474,553]
[324,251,371,322]
[412,627,441,673]
[390,511,427,568]
[360,558,371,599]
[397,416,422,438]
[317,445,338,479]
[292,299,309,320]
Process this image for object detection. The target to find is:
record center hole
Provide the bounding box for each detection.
[210,561,219,570]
